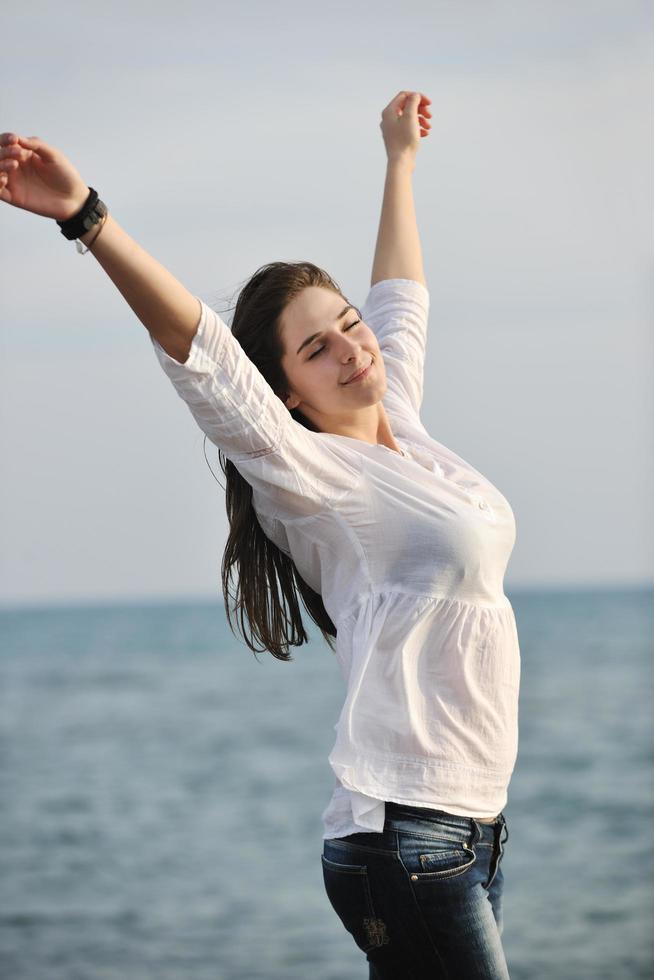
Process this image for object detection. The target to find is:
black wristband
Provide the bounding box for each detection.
[57,187,107,241]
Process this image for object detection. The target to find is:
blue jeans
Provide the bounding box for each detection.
[321,801,510,979]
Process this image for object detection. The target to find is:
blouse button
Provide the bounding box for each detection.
[478,500,487,510]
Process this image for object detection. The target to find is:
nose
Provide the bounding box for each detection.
[340,336,363,360]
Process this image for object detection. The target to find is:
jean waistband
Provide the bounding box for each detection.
[383,801,507,847]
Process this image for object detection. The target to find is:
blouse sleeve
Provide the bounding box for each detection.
[360,278,430,422]
[150,300,360,518]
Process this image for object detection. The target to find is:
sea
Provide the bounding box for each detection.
[1,587,652,980]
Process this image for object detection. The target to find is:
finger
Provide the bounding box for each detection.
[0,173,11,202]
[0,157,19,171]
[0,146,32,164]
[0,132,19,146]
[416,95,432,115]
[15,135,56,162]
[0,143,25,159]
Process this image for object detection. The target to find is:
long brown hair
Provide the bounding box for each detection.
[212,261,350,663]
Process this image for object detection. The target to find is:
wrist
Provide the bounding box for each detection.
[386,153,416,174]
[58,186,91,222]
[57,188,107,244]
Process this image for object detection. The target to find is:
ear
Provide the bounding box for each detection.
[277,391,300,410]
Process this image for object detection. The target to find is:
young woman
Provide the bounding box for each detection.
[0,90,518,979]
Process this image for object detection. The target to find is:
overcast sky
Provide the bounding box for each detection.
[1,0,652,606]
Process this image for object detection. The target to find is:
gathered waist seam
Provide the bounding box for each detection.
[336,587,512,625]
[333,751,513,778]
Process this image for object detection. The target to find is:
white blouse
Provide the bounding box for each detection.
[151,278,521,840]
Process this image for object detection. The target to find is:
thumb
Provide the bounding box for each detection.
[399,92,422,116]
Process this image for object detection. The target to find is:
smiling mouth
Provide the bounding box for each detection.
[343,360,372,384]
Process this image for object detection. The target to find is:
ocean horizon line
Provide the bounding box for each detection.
[1,580,652,615]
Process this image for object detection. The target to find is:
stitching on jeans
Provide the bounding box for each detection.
[393,827,486,845]
[393,830,449,971]
[326,837,493,855]
[412,845,477,880]
[363,917,390,948]
[359,871,387,953]
[321,854,387,954]
[325,831,494,853]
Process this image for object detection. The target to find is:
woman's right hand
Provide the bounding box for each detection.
[0,133,90,221]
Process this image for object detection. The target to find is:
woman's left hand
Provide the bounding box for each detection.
[380,91,432,164]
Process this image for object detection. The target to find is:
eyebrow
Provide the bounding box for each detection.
[296,304,355,356]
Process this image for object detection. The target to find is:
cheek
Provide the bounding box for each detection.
[367,337,382,364]
[297,362,333,396]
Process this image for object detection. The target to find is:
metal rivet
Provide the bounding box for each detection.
[410,874,418,881]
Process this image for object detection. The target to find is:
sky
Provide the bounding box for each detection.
[1,0,652,606]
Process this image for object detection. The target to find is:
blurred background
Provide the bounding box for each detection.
[1,1,652,978]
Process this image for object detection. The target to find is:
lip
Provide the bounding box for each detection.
[343,360,372,384]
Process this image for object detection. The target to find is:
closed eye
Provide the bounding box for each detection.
[308,320,361,359]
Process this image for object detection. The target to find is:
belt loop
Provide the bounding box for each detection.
[468,818,481,850]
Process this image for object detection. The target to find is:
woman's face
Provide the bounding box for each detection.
[278,286,387,430]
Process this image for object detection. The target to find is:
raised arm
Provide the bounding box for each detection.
[0,133,200,363]
[371,91,431,288]
[0,129,361,514]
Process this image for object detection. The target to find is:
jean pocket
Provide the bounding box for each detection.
[321,853,389,953]
[402,839,477,883]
